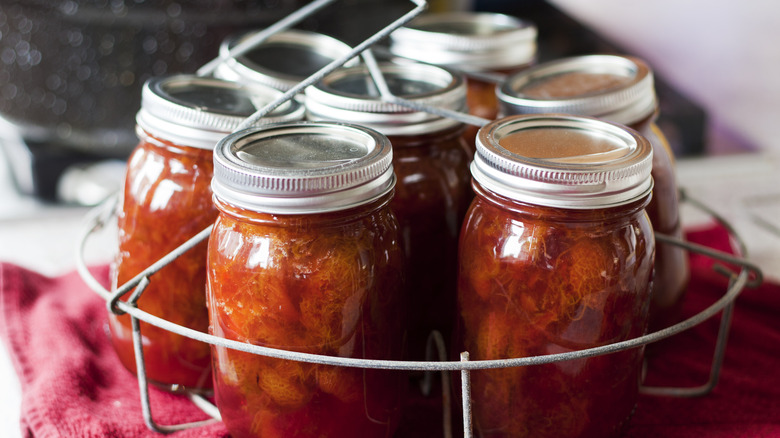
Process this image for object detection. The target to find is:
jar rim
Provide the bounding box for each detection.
[212,121,395,214]
[497,55,656,126]
[473,114,654,209]
[388,11,537,71]
[136,74,304,149]
[305,62,467,136]
[214,29,358,91]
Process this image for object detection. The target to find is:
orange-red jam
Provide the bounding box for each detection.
[458,115,655,438]
[208,122,405,438]
[110,134,215,390]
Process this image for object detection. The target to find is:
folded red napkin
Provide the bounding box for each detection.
[1,223,778,437]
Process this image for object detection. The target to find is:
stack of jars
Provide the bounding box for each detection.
[108,10,688,438]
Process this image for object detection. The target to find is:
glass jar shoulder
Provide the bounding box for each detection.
[210,200,400,268]
[460,184,655,288]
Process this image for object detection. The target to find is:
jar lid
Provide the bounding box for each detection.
[473,114,653,209]
[136,75,304,149]
[497,55,656,125]
[214,29,357,92]
[387,12,537,71]
[304,62,467,136]
[212,121,395,214]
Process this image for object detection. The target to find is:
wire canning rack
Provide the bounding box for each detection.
[74,0,764,436]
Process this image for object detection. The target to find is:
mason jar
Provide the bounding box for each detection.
[214,29,357,94]
[458,114,655,438]
[109,75,303,392]
[208,122,406,437]
[305,62,473,361]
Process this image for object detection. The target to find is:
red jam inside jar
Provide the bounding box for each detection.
[389,126,472,359]
[109,75,302,391]
[497,55,688,331]
[208,122,406,438]
[458,115,655,438]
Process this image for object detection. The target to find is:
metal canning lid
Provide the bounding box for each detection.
[473,114,653,209]
[305,62,467,136]
[387,12,537,71]
[212,121,395,214]
[214,29,357,92]
[136,75,304,150]
[497,55,656,126]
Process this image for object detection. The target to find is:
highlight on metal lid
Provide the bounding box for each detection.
[305,62,467,136]
[387,12,537,71]
[473,114,654,209]
[212,121,395,214]
[136,74,304,149]
[213,29,359,92]
[497,55,657,126]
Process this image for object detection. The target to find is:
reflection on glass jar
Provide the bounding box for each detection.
[208,122,406,437]
[458,115,655,438]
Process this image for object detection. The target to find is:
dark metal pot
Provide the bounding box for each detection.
[0,0,306,158]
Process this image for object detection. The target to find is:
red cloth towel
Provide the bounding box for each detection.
[0,223,778,437]
[626,224,780,437]
[0,264,228,438]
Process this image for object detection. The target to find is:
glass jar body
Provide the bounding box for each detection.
[388,125,472,360]
[457,181,655,438]
[208,195,406,438]
[631,115,689,331]
[109,131,215,390]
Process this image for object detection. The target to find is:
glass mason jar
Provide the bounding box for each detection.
[208,122,406,438]
[459,115,655,438]
[305,62,473,361]
[213,29,357,94]
[109,75,303,391]
[387,12,537,150]
[496,55,688,331]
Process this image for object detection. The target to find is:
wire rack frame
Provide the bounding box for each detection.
[76,188,762,436]
[73,0,764,435]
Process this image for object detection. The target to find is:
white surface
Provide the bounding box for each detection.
[676,153,780,281]
[550,0,780,154]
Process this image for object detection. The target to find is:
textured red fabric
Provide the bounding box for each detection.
[626,223,780,437]
[0,222,778,437]
[0,264,228,438]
